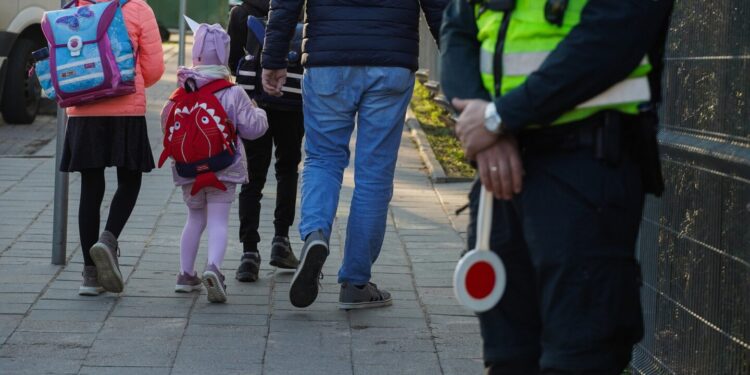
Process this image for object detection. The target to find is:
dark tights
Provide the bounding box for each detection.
[79,167,142,266]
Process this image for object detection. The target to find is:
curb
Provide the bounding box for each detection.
[405,110,473,184]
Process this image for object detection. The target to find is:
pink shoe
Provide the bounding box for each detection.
[202,264,227,303]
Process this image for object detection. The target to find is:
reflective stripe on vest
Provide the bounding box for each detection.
[475,1,652,125]
[479,49,652,109]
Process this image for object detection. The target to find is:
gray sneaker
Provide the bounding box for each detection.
[202,264,227,303]
[89,231,124,293]
[289,230,329,308]
[79,266,105,296]
[339,282,392,310]
[270,236,299,269]
[175,272,202,293]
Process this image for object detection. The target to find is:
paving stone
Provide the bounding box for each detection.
[84,338,179,367]
[26,308,108,322]
[33,298,114,311]
[5,331,96,347]
[189,313,268,326]
[16,319,103,334]
[78,366,172,375]
[0,357,81,375]
[97,317,186,339]
[439,358,485,375]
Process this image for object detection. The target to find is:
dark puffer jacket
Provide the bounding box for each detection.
[262,0,447,71]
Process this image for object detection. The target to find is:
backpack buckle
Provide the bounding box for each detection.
[67,35,83,57]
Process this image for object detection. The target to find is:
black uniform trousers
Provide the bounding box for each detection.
[238,108,304,252]
[468,122,646,375]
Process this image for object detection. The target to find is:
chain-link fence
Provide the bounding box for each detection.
[418,1,750,373]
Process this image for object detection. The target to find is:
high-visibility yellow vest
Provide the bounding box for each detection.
[476,0,652,125]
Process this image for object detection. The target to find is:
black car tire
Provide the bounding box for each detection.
[1,36,45,125]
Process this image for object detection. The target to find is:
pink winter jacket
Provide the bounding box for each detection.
[66,0,164,117]
[160,68,268,186]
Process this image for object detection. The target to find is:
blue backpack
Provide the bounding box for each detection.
[235,16,303,111]
[34,0,136,107]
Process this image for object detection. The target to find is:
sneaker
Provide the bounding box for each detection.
[79,266,105,296]
[289,230,329,308]
[339,282,393,310]
[89,231,124,293]
[236,252,260,282]
[175,272,202,293]
[202,264,227,303]
[270,236,299,269]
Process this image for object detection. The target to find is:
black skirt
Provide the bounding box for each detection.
[59,116,155,173]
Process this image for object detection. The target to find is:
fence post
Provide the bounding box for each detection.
[178,0,187,67]
[52,0,69,265]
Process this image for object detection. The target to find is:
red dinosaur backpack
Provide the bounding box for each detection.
[158,79,237,196]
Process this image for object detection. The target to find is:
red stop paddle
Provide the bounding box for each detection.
[453,187,506,313]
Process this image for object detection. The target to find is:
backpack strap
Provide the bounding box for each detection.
[199,79,235,94]
[247,16,267,44]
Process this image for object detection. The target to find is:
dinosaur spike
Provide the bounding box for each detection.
[218,124,225,132]
[207,109,215,116]
[213,116,221,124]
[182,106,189,113]
[199,103,208,109]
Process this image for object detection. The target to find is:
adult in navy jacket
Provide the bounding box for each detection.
[261,0,448,310]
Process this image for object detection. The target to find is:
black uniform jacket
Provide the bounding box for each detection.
[439,0,674,132]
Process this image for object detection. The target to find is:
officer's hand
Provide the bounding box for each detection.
[262,68,287,97]
[452,98,498,160]
[475,136,524,201]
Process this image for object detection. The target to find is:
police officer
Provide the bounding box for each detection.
[440,0,672,373]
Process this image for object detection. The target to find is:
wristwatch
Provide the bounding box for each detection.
[484,102,503,135]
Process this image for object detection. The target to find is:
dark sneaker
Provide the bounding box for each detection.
[289,230,329,308]
[270,236,299,269]
[339,282,393,310]
[236,252,260,282]
[79,266,105,296]
[202,264,227,303]
[89,231,124,293]
[175,272,202,293]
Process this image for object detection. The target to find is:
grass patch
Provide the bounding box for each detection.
[410,81,474,178]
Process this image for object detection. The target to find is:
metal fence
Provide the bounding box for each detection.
[417,1,750,373]
[632,0,749,373]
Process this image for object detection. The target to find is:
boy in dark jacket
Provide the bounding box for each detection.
[261,0,448,309]
[228,0,304,282]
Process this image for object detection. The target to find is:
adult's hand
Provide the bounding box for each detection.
[262,68,287,97]
[475,136,524,201]
[452,98,498,160]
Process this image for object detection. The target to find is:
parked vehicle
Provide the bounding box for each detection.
[0,0,59,124]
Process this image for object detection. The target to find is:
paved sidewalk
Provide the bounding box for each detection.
[0,44,482,374]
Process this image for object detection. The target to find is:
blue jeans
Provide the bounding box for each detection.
[299,66,415,285]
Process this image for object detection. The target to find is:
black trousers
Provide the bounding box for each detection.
[79,167,142,266]
[471,144,645,375]
[238,108,304,252]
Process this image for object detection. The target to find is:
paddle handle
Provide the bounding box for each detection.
[476,188,493,251]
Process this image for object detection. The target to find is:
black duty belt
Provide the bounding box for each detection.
[518,110,641,165]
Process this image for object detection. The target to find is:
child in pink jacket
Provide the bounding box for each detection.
[161,22,268,303]
[61,0,164,297]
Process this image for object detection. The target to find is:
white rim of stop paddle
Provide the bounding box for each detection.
[453,249,507,313]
